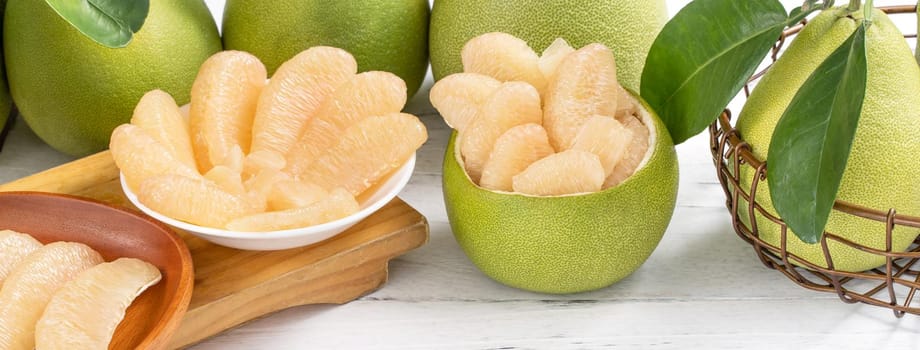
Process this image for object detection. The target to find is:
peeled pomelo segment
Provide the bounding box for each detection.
[130,90,197,169]
[571,116,634,177]
[460,81,543,183]
[512,150,605,196]
[226,188,359,232]
[35,258,161,350]
[429,73,502,132]
[615,85,637,119]
[204,165,246,196]
[223,145,246,174]
[243,149,287,180]
[285,71,407,175]
[0,242,103,350]
[605,115,650,189]
[244,169,293,212]
[251,47,357,156]
[110,124,201,191]
[299,113,427,196]
[538,38,576,80]
[479,124,554,192]
[0,230,42,286]
[544,43,619,150]
[461,32,546,93]
[268,180,329,211]
[189,51,267,172]
[138,174,253,228]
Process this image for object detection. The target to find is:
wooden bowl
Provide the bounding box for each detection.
[0,191,194,349]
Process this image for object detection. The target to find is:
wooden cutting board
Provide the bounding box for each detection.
[0,151,430,349]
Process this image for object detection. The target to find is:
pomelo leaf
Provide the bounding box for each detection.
[767,23,868,244]
[640,0,788,144]
[43,0,149,48]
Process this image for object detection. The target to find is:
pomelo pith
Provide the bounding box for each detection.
[444,92,678,294]
[4,0,221,157]
[429,0,667,91]
[222,0,430,98]
[735,8,920,272]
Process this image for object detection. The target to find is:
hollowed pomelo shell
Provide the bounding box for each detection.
[443,93,678,294]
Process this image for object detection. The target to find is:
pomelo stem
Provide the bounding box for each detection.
[917,1,920,66]
[847,0,861,11]
[863,0,874,21]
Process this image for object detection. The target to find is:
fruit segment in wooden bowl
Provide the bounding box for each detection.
[0,192,193,350]
[111,48,427,251]
[434,33,679,294]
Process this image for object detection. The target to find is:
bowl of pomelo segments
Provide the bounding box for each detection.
[122,155,415,251]
[0,191,193,349]
[444,93,678,294]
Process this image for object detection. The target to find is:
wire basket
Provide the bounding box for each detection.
[711,5,920,317]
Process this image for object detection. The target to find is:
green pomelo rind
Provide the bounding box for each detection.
[429,0,667,91]
[443,93,678,294]
[4,0,221,157]
[735,8,920,272]
[222,0,430,98]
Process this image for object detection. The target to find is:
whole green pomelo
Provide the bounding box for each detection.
[735,8,920,272]
[444,93,678,294]
[429,0,666,91]
[4,0,221,157]
[222,0,429,98]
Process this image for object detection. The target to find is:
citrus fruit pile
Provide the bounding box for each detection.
[431,32,649,196]
[110,47,427,231]
[0,229,161,349]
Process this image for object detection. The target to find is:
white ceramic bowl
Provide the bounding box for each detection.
[122,155,416,251]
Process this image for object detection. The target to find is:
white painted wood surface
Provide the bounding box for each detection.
[1,1,919,348]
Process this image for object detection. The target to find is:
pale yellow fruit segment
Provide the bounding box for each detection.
[571,116,633,177]
[460,82,543,183]
[538,38,576,81]
[244,169,293,212]
[479,124,554,192]
[138,174,253,228]
[243,149,287,180]
[189,51,267,172]
[251,47,357,155]
[0,242,103,350]
[512,150,605,196]
[605,115,650,189]
[285,71,407,176]
[109,124,201,191]
[0,230,42,286]
[462,32,547,93]
[429,72,501,132]
[299,113,427,196]
[35,258,161,350]
[130,90,197,169]
[267,180,329,211]
[615,85,637,119]
[226,188,359,232]
[204,165,246,196]
[544,43,619,150]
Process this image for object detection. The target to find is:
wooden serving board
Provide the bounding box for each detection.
[0,151,430,349]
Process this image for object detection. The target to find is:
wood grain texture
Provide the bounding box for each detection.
[0,151,429,349]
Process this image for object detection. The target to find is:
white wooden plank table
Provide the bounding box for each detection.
[2,1,919,348]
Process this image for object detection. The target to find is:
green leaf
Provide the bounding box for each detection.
[640,0,789,144]
[44,0,149,48]
[767,23,869,244]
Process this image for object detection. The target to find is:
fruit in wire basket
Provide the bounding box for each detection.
[434,32,678,294]
[111,48,426,231]
[735,8,920,272]
[429,0,667,91]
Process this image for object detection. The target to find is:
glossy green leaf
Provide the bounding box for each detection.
[44,0,149,48]
[640,0,788,144]
[767,23,868,244]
